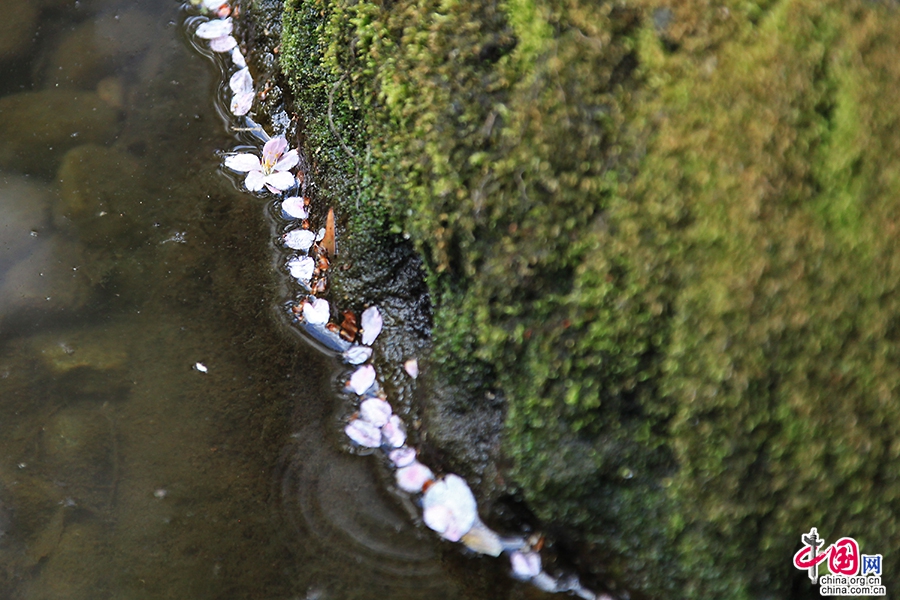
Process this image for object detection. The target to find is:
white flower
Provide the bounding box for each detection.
[224,136,298,193]
[348,365,376,395]
[302,297,329,325]
[381,414,406,448]
[359,398,392,427]
[284,229,316,251]
[282,196,308,219]
[395,462,434,493]
[345,418,381,448]
[361,306,383,345]
[342,346,372,365]
[287,256,314,283]
[421,474,477,542]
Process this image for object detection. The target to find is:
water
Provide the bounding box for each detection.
[0,1,524,598]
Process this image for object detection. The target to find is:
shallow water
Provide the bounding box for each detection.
[0,1,527,599]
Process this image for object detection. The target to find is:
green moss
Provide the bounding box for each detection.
[278,0,900,597]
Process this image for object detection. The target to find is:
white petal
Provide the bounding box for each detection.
[244,170,265,191]
[395,462,434,493]
[209,34,237,52]
[196,17,232,39]
[381,414,406,448]
[404,359,418,379]
[265,171,296,191]
[461,521,504,557]
[423,505,453,537]
[231,47,247,68]
[274,149,299,172]
[229,67,253,94]
[421,474,476,540]
[283,229,316,251]
[359,398,392,427]
[315,228,326,242]
[389,447,416,468]
[287,256,314,282]
[224,153,260,172]
[361,306,383,346]
[348,365,376,395]
[302,297,330,325]
[510,551,542,579]
[345,419,382,448]
[342,346,372,365]
[262,136,288,165]
[281,196,308,219]
[230,91,254,116]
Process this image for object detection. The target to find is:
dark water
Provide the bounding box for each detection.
[0,1,527,599]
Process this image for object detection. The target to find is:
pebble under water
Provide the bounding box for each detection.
[0,0,527,598]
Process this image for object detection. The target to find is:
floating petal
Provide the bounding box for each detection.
[262,136,288,165]
[461,520,504,557]
[244,170,265,192]
[343,346,372,365]
[359,397,392,427]
[265,170,295,191]
[231,47,247,68]
[230,91,253,116]
[421,474,477,541]
[284,229,316,251]
[360,306,383,345]
[315,228,326,242]
[229,67,252,94]
[381,414,406,448]
[282,196,308,219]
[196,17,232,39]
[287,256,314,282]
[302,297,330,325]
[423,505,453,538]
[345,419,381,448]
[404,359,418,379]
[274,149,299,172]
[389,447,416,468]
[395,462,434,493]
[348,365,376,395]
[209,34,237,52]
[224,153,260,172]
[510,551,542,579]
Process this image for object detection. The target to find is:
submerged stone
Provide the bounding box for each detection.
[0,91,121,177]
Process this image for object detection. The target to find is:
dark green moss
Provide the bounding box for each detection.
[277,0,900,597]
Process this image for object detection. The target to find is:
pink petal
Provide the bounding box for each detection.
[348,365,376,395]
[230,91,254,116]
[281,196,308,219]
[283,229,315,251]
[361,306,383,346]
[302,297,330,325]
[244,170,265,191]
[389,447,417,468]
[395,462,434,493]
[345,419,381,448]
[404,359,418,379]
[231,47,247,68]
[264,170,295,191]
[262,136,288,165]
[274,149,299,171]
[224,153,260,172]
[229,67,252,94]
[359,398,392,427]
[510,551,542,579]
[342,346,372,365]
[381,414,406,448]
[209,34,237,52]
[196,18,232,39]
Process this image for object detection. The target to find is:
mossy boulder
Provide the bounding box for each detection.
[271,0,900,597]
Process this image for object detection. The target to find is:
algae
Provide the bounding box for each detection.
[272,0,900,596]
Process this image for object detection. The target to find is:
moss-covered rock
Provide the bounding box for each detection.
[273,0,900,597]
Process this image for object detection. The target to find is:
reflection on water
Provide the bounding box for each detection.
[0,0,523,598]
